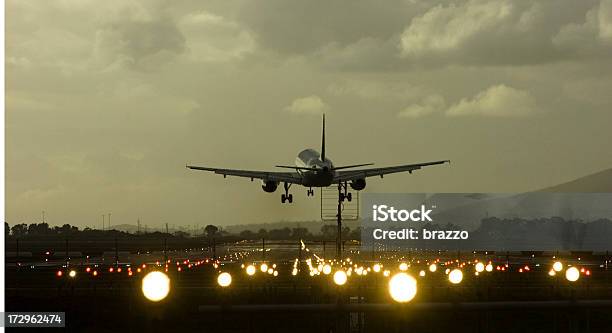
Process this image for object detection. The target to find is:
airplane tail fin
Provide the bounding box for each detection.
[321,114,326,162]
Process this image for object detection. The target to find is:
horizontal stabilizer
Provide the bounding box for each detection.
[275,165,317,171]
[332,163,374,171]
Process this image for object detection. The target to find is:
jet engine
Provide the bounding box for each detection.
[350,178,366,191]
[261,180,278,193]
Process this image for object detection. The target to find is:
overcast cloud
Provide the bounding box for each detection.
[6,0,612,228]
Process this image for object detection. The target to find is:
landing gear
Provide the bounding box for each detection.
[307,188,314,196]
[281,194,293,203]
[281,182,293,203]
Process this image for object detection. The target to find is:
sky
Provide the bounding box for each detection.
[6,0,612,229]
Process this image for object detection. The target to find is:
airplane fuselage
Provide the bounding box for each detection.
[295,149,335,187]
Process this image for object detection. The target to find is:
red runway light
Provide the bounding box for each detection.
[56,270,63,277]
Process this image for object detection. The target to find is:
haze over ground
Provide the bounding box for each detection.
[6,0,612,228]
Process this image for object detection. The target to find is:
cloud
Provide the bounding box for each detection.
[398,94,446,118]
[284,95,329,115]
[177,11,256,62]
[93,12,186,71]
[553,0,612,56]
[398,0,596,66]
[446,85,537,117]
[401,0,513,57]
[238,0,419,55]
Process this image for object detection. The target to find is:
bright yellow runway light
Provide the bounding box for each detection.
[333,270,348,286]
[565,267,580,282]
[475,262,485,273]
[419,270,426,277]
[373,264,381,273]
[323,264,332,275]
[246,265,256,276]
[429,263,437,272]
[399,263,408,271]
[485,263,493,272]
[142,271,170,302]
[260,263,268,272]
[388,273,417,303]
[68,270,77,278]
[553,261,563,272]
[548,269,556,276]
[383,270,391,277]
[217,272,232,287]
[449,269,463,284]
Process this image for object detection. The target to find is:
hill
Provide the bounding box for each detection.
[538,168,612,192]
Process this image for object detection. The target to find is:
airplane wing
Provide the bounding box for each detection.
[334,160,450,183]
[186,165,303,184]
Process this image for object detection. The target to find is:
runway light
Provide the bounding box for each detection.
[475,262,485,273]
[399,263,408,271]
[565,267,580,282]
[267,268,274,274]
[485,263,493,272]
[333,270,347,286]
[373,264,381,273]
[92,271,98,277]
[142,271,170,302]
[553,261,563,272]
[419,270,426,277]
[69,270,77,278]
[548,269,556,276]
[217,272,232,287]
[383,270,391,277]
[246,265,256,276]
[429,263,437,273]
[388,273,417,303]
[56,270,63,277]
[323,264,332,275]
[448,269,463,284]
[260,263,268,273]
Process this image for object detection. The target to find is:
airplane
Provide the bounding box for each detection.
[187,115,450,203]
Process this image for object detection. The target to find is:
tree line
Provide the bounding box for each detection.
[5,222,362,241]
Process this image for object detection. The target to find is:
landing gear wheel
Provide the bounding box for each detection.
[307,188,314,196]
[282,182,293,204]
[347,193,352,202]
